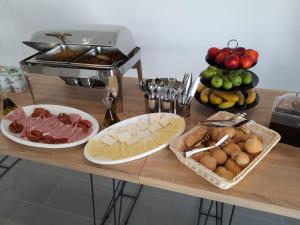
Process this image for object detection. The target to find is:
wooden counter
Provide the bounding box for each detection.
[1,76,299,219]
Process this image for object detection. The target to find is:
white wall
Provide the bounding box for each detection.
[1,0,300,91]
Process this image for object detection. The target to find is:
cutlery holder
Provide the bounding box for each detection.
[144,94,158,113]
[176,101,191,118]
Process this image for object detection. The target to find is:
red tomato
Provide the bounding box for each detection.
[42,135,56,144]
[25,130,43,142]
[9,121,23,133]
[58,113,72,124]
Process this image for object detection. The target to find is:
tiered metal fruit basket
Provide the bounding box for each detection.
[195,40,260,112]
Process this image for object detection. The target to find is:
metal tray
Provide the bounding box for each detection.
[35,44,91,63]
[71,47,127,68]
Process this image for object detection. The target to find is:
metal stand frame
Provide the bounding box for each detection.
[197,199,235,225]
[0,156,20,178]
[90,174,143,225]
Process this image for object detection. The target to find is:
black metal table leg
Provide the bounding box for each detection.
[196,199,235,225]
[0,156,20,179]
[124,184,143,225]
[228,205,236,225]
[90,174,96,225]
[197,198,204,225]
[112,179,117,225]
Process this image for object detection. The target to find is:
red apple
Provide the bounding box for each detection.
[215,52,229,65]
[231,51,243,57]
[245,49,259,62]
[207,47,220,59]
[240,55,254,69]
[224,55,240,69]
[221,47,232,54]
[234,47,246,54]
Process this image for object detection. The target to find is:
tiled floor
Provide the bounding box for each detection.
[0,156,299,225]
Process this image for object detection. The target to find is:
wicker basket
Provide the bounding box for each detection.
[169,111,281,189]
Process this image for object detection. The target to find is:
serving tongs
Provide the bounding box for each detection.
[183,134,230,158]
[199,112,247,127]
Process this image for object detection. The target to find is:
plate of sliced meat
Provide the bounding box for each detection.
[1,104,99,149]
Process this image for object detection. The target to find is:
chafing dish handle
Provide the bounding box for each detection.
[45,32,72,44]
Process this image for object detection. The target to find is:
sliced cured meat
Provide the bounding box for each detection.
[33,116,58,132]
[31,108,51,118]
[68,113,81,124]
[25,130,43,142]
[5,107,92,144]
[57,113,72,125]
[52,124,73,139]
[5,107,26,121]
[9,121,24,133]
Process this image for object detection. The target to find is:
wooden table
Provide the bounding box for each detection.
[0,76,299,220]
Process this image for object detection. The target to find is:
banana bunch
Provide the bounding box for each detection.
[197,84,257,109]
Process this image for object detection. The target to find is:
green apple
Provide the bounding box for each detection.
[201,69,217,79]
[230,75,242,87]
[222,77,233,90]
[207,66,218,72]
[242,71,253,85]
[211,75,223,88]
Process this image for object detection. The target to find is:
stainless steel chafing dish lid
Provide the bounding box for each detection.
[23,24,136,56]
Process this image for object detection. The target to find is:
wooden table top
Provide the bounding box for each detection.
[1,76,299,219]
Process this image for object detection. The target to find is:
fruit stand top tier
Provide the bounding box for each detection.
[205,39,259,70]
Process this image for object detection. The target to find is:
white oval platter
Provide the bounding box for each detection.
[0,104,99,149]
[84,113,186,165]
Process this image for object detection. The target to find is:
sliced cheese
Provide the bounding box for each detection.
[137,130,150,139]
[125,124,139,135]
[117,131,132,143]
[149,122,162,133]
[100,134,117,146]
[126,136,140,145]
[159,115,171,127]
[107,129,118,139]
[149,114,160,124]
[137,118,149,130]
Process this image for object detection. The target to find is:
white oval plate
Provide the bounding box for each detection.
[1,104,99,149]
[84,113,186,165]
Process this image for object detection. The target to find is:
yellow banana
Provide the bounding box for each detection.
[209,92,223,104]
[214,90,239,102]
[200,88,212,103]
[236,91,245,105]
[245,90,256,104]
[218,101,236,109]
[197,83,206,93]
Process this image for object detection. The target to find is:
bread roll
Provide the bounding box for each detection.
[242,133,259,142]
[199,155,217,171]
[221,127,236,138]
[223,142,241,156]
[233,130,245,143]
[215,166,234,180]
[191,151,211,162]
[232,152,250,167]
[245,138,263,154]
[185,126,210,147]
[236,142,245,151]
[211,127,221,142]
[225,159,242,175]
[211,148,227,165]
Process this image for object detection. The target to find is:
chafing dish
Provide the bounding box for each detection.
[20,24,143,112]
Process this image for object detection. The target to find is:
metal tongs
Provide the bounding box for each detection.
[199,112,247,127]
[183,134,230,158]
